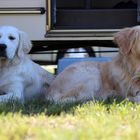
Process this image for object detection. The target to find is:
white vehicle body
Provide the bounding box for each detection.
[0,0,46,41]
[0,0,139,64]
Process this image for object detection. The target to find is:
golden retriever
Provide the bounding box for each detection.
[47,26,140,103]
[0,26,54,103]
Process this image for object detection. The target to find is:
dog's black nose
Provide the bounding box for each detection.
[0,44,7,51]
[0,44,7,58]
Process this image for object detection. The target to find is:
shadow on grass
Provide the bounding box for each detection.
[0,99,84,116]
[0,96,132,116]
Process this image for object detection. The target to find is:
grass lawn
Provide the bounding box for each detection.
[0,100,139,140]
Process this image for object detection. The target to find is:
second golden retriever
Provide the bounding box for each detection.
[47,26,140,103]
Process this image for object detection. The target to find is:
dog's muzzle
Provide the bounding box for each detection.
[0,44,7,58]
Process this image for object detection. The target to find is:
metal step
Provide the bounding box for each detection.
[46,29,118,41]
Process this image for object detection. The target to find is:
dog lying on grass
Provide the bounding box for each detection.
[47,26,140,103]
[0,26,54,103]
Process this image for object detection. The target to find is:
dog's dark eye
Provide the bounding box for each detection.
[9,36,15,40]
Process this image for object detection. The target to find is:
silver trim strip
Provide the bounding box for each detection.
[0,8,45,14]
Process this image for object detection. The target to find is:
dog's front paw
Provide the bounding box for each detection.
[128,95,140,103]
[0,90,7,95]
[127,91,140,103]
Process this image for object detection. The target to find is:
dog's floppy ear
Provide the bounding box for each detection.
[114,27,139,55]
[17,31,32,57]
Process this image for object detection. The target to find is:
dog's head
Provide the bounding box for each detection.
[114,26,140,57]
[0,26,32,60]
[114,26,140,102]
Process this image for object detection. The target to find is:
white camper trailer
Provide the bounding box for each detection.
[0,0,139,63]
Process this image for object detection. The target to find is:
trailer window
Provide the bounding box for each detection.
[50,0,138,30]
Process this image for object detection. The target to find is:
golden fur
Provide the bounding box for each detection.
[47,26,140,103]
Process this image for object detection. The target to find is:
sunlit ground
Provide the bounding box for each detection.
[42,65,57,74]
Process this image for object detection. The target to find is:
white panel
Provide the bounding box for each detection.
[0,14,46,40]
[0,0,46,40]
[0,0,45,7]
